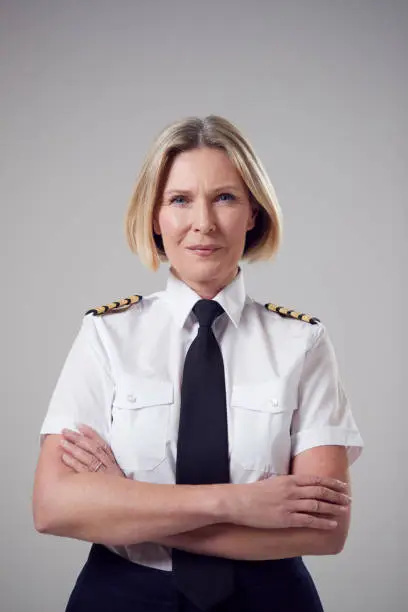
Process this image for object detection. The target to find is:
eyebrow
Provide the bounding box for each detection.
[163,185,243,197]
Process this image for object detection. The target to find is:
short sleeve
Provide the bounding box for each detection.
[290,323,363,465]
[39,315,114,445]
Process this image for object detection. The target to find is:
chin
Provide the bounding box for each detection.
[180,262,232,285]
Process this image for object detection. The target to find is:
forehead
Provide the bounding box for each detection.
[164,147,245,190]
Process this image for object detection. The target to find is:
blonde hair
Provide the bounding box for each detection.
[125,115,283,271]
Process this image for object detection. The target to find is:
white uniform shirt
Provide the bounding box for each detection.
[40,268,363,570]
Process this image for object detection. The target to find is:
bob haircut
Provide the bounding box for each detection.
[125,115,283,271]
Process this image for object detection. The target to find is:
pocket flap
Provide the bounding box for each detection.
[114,376,174,409]
[231,381,284,413]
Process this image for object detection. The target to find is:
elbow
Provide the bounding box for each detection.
[33,500,53,534]
[33,505,73,538]
[34,513,51,535]
[33,435,80,537]
[32,484,69,536]
[33,495,59,535]
[319,513,350,556]
[322,530,348,556]
[325,537,346,555]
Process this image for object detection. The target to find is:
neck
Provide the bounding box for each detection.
[171,267,239,299]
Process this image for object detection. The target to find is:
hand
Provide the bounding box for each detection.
[59,423,125,478]
[224,474,351,530]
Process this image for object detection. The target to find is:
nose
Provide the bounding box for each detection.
[191,198,216,233]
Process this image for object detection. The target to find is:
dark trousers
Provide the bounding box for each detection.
[65,544,324,612]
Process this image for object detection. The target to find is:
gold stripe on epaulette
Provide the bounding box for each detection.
[85,294,143,316]
[265,303,320,325]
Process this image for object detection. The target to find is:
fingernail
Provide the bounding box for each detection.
[329,521,338,528]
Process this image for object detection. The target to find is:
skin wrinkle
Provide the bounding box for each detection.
[153,147,257,300]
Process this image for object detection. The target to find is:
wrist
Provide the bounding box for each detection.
[206,483,238,524]
[183,483,234,525]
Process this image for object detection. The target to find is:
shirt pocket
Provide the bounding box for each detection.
[230,381,293,474]
[111,376,173,472]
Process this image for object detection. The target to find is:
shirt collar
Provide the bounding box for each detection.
[164,267,247,329]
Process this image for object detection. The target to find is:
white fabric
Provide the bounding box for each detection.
[40,267,363,570]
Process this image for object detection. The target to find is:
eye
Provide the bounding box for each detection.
[169,195,188,206]
[216,192,236,202]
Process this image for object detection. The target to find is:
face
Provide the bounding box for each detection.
[153,147,256,298]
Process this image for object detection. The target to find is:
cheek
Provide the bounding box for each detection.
[157,210,186,244]
[220,212,251,244]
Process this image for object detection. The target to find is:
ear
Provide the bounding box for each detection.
[247,206,258,231]
[152,215,161,235]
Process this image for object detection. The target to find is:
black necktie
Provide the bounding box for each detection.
[172,299,234,610]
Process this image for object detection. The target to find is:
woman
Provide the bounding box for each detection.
[33,115,363,612]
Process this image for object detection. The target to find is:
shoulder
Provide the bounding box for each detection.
[248,299,327,361]
[263,302,321,325]
[81,291,162,355]
[247,297,324,352]
[83,290,164,338]
[85,294,144,317]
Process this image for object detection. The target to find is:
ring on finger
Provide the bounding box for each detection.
[94,461,103,472]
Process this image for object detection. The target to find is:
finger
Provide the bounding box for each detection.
[292,499,350,517]
[60,439,98,469]
[297,486,351,506]
[61,428,87,445]
[61,452,88,473]
[75,424,116,461]
[289,513,338,530]
[61,432,110,467]
[75,423,99,439]
[293,474,349,492]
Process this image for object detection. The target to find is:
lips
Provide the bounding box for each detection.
[186,245,221,256]
[186,245,221,250]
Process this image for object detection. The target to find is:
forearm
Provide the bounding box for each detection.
[34,473,226,546]
[156,519,349,561]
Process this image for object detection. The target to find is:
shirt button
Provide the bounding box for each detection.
[127,394,136,403]
[270,399,279,408]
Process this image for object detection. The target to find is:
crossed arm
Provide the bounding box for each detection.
[153,445,350,560]
[33,429,350,561]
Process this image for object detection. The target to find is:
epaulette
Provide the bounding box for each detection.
[265,303,320,325]
[85,294,143,316]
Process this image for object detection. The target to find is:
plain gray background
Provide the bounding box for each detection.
[1,1,406,610]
